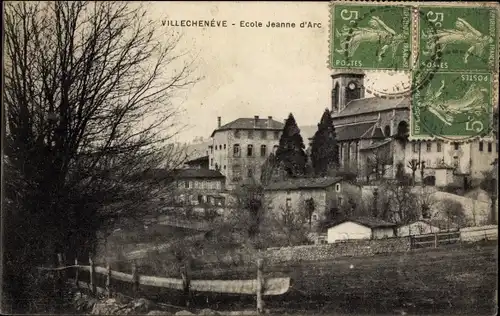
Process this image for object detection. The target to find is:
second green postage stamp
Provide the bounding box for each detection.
[330,4,412,70]
[412,72,493,139]
[419,6,498,72]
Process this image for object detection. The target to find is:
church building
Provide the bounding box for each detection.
[329,71,498,186]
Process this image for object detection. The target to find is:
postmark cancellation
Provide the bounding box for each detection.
[329,0,500,143]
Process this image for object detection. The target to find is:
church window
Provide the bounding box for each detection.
[436,142,442,152]
[453,142,460,150]
[488,142,492,152]
[479,141,484,151]
[384,125,391,137]
[332,82,340,111]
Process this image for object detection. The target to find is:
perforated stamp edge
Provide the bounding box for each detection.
[408,3,499,144]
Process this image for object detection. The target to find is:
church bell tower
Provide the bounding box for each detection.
[331,71,366,114]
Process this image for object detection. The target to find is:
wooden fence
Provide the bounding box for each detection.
[410,230,461,249]
[38,255,291,314]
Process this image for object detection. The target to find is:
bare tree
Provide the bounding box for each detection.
[438,199,467,230]
[365,148,392,181]
[3,2,197,312]
[407,159,420,186]
[378,179,419,224]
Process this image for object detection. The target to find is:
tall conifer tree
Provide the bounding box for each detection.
[310,109,339,176]
[275,113,307,177]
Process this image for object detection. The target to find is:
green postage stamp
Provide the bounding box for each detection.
[419,6,498,72]
[330,4,412,70]
[412,72,493,138]
[330,1,499,141]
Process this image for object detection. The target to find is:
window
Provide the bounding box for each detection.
[248,130,254,139]
[210,146,213,154]
[247,168,253,178]
[274,131,280,140]
[412,143,418,153]
[233,144,241,157]
[337,196,343,206]
[234,130,240,138]
[198,195,203,204]
[223,165,226,170]
[210,158,214,166]
[437,142,442,152]
[479,141,484,151]
[247,144,253,157]
[488,142,492,152]
[454,142,459,150]
[184,181,189,189]
[224,144,226,150]
[285,198,292,209]
[312,214,318,221]
[260,145,267,157]
[335,183,341,192]
[261,130,267,139]
[384,125,391,137]
[426,142,432,152]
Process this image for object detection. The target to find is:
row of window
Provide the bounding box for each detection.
[233,144,278,158]
[234,129,280,140]
[479,141,498,153]
[412,141,445,153]
[412,141,498,153]
[232,165,254,179]
[178,180,222,190]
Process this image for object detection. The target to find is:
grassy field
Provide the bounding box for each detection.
[176,242,497,315]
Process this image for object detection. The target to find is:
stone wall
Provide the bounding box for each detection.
[263,237,411,264]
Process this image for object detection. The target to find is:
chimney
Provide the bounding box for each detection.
[267,116,272,128]
[217,116,221,128]
[254,115,259,127]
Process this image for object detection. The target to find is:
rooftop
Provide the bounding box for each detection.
[329,216,396,229]
[301,122,387,143]
[265,176,343,191]
[211,117,285,137]
[334,97,409,118]
[130,168,224,182]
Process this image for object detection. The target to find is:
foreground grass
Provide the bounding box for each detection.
[182,242,497,315]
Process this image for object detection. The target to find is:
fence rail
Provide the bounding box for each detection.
[39,255,291,314]
[410,226,498,249]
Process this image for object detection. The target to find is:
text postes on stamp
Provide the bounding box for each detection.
[419,6,498,72]
[330,4,412,71]
[412,72,493,140]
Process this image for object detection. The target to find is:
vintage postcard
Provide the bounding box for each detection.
[2,1,498,316]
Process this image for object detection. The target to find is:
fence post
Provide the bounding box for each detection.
[256,258,264,314]
[132,261,139,296]
[74,258,80,288]
[89,256,96,295]
[106,263,112,298]
[57,253,65,279]
[434,233,438,248]
[181,259,191,308]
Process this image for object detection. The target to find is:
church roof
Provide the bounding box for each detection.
[211,117,284,137]
[335,97,409,118]
[301,122,386,142]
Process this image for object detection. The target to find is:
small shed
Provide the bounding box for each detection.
[397,220,440,237]
[326,216,396,243]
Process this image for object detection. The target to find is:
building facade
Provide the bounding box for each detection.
[329,71,498,185]
[326,217,396,243]
[264,177,360,227]
[209,116,285,189]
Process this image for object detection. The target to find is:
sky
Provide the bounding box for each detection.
[145,1,403,143]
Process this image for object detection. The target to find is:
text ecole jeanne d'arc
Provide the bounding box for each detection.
[162,19,323,29]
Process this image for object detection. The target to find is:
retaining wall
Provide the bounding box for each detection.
[263,237,412,264]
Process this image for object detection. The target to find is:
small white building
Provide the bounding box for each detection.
[397,220,440,237]
[326,217,396,243]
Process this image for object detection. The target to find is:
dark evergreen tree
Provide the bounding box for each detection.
[275,113,308,177]
[310,109,339,176]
